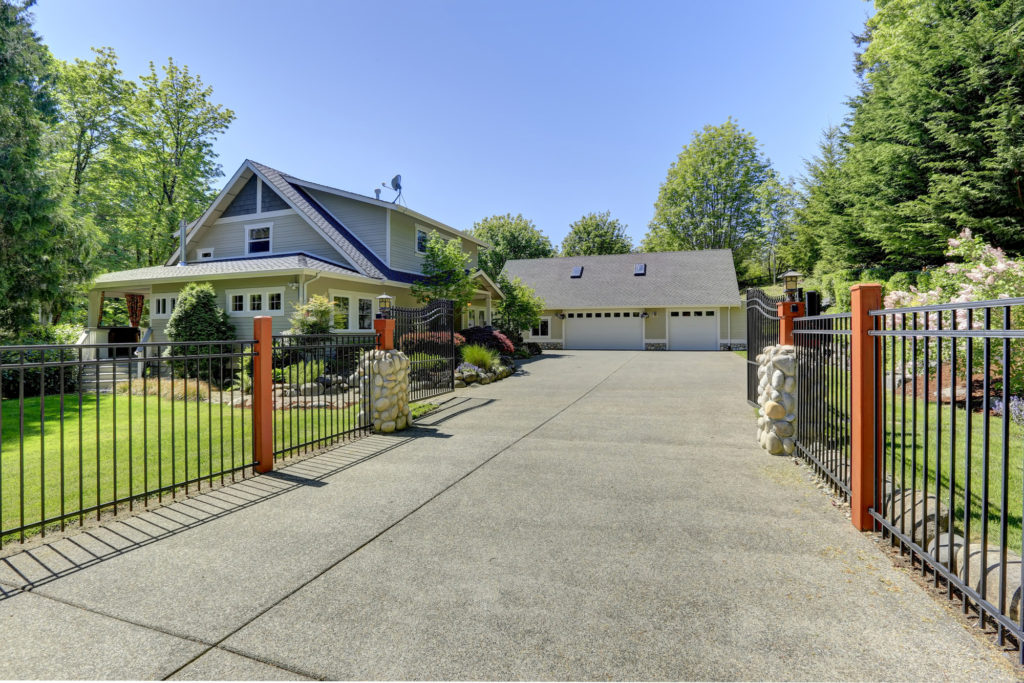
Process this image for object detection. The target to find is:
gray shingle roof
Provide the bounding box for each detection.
[94,253,357,285]
[502,250,740,309]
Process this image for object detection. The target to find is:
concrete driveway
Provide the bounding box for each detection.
[0,350,1016,680]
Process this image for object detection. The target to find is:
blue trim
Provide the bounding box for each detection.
[290,184,425,285]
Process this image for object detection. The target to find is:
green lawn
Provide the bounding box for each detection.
[801,365,1024,551]
[1,391,361,543]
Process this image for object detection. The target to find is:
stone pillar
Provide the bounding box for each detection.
[356,349,412,433]
[755,345,797,455]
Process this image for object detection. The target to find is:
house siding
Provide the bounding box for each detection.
[306,189,388,263]
[148,275,300,341]
[261,182,289,212]
[221,176,258,217]
[189,211,353,268]
[644,309,666,339]
[390,210,479,274]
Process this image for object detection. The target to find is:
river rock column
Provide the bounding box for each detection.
[756,344,797,455]
[356,349,412,433]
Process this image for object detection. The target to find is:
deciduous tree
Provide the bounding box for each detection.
[561,211,632,256]
[410,232,478,316]
[471,213,555,280]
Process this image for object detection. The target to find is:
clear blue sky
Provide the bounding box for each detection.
[32,0,873,248]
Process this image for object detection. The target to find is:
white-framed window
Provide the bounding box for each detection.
[151,295,178,319]
[328,289,375,331]
[197,248,215,260]
[225,287,285,316]
[415,227,429,254]
[245,223,272,254]
[530,317,551,338]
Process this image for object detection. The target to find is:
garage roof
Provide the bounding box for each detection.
[503,249,740,309]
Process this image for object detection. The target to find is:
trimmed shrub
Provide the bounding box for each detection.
[461,343,498,371]
[165,282,236,384]
[886,271,917,294]
[0,324,83,399]
[458,326,515,355]
[526,342,542,356]
[398,331,466,355]
[287,295,333,335]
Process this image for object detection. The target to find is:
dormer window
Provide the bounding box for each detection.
[246,224,272,254]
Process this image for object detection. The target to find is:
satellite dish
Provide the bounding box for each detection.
[390,174,402,192]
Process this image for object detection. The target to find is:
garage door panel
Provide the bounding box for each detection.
[668,310,718,351]
[565,313,643,350]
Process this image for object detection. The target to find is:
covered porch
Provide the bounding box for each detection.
[83,287,153,360]
[461,272,503,329]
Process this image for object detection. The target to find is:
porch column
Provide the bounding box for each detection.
[486,295,492,326]
[87,290,103,328]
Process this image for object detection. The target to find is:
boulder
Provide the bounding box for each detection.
[926,533,966,567]
[774,421,795,438]
[773,355,796,376]
[882,489,950,548]
[956,544,1023,621]
[298,383,323,397]
[764,401,786,420]
[765,432,784,455]
[771,370,786,389]
[454,379,467,388]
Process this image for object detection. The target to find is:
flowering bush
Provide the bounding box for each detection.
[397,331,466,355]
[991,396,1024,426]
[885,229,1024,395]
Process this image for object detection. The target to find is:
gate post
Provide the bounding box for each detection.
[253,316,274,473]
[850,283,882,531]
[373,318,395,351]
[776,300,805,346]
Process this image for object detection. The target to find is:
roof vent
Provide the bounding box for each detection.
[570,265,583,279]
[634,263,646,276]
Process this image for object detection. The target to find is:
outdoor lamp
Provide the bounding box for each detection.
[640,311,650,319]
[376,293,393,319]
[779,270,802,302]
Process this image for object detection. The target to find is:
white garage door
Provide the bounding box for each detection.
[564,311,643,350]
[668,309,719,351]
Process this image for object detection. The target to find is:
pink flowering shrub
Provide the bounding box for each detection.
[884,229,1024,394]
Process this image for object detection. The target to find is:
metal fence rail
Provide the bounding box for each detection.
[393,299,456,402]
[794,313,852,496]
[870,300,1024,654]
[0,340,256,547]
[745,288,785,406]
[270,333,377,460]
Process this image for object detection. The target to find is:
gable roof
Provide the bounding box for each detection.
[502,250,740,309]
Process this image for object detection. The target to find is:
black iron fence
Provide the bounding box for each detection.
[870,297,1024,656]
[270,333,377,460]
[745,288,785,405]
[794,313,852,497]
[0,340,256,547]
[393,299,456,402]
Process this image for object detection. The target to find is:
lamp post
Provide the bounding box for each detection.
[376,293,393,319]
[779,270,802,302]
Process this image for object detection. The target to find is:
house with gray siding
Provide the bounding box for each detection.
[85,159,502,354]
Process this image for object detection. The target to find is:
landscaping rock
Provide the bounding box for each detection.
[764,401,786,420]
[298,383,323,397]
[956,544,1023,621]
[883,489,949,548]
[765,432,784,455]
[926,533,966,567]
[454,379,467,388]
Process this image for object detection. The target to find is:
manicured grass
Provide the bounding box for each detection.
[733,350,747,359]
[1,391,360,542]
[410,401,439,419]
[882,391,1024,552]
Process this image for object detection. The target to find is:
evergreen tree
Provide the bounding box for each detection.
[0,1,97,336]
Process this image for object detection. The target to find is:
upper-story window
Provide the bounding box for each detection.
[246,224,272,254]
[416,227,429,254]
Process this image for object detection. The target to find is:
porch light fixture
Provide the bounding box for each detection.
[376,293,394,319]
[779,270,802,302]
[640,311,650,319]
[557,313,565,319]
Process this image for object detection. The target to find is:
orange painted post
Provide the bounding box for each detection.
[776,300,806,346]
[373,318,395,351]
[850,283,883,531]
[252,316,274,473]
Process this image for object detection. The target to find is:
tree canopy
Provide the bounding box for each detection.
[410,232,478,315]
[470,213,555,280]
[561,211,632,256]
[494,274,545,343]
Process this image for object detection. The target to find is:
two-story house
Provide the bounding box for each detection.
[85,160,503,353]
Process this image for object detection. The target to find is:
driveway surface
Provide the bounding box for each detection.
[0,351,1016,680]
